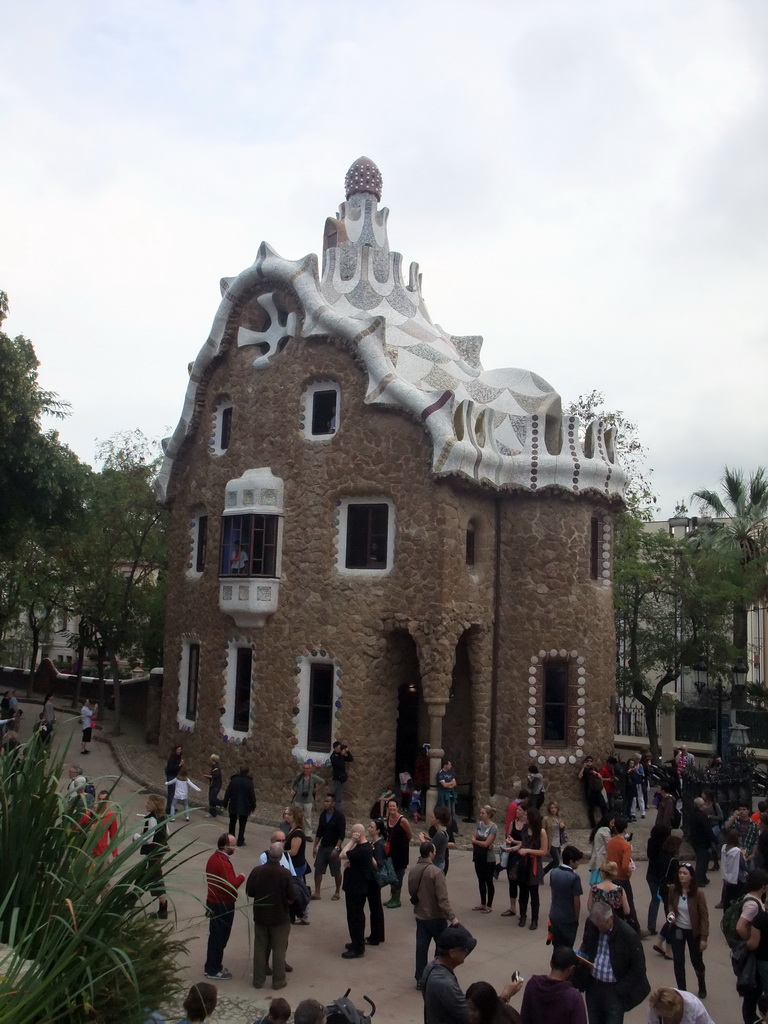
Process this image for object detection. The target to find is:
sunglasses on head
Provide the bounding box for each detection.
[680,862,693,870]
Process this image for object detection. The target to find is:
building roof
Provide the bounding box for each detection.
[155,157,626,504]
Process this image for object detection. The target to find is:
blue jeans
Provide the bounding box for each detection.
[586,979,625,1024]
[204,901,235,975]
[415,918,448,982]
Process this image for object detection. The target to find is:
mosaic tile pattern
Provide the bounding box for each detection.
[156,157,627,505]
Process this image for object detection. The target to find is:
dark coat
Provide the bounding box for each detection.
[342,842,374,897]
[577,916,650,1011]
[223,771,256,816]
[689,807,713,849]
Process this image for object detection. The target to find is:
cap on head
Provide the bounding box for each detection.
[436,924,477,954]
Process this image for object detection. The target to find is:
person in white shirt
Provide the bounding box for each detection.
[259,830,297,875]
[164,767,201,820]
[647,986,713,1024]
[80,700,95,754]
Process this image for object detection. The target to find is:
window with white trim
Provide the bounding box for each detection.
[301,381,341,440]
[220,514,279,577]
[292,651,341,760]
[177,638,201,728]
[307,663,334,751]
[335,498,395,575]
[187,508,208,578]
[211,398,233,456]
[542,659,569,745]
[223,642,254,736]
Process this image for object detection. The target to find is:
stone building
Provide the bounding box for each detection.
[155,157,627,817]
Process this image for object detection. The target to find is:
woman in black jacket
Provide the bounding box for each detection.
[164,744,184,814]
[645,823,671,934]
[223,765,256,847]
[340,823,375,958]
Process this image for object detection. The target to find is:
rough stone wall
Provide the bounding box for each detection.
[160,286,497,817]
[160,284,618,825]
[493,497,617,822]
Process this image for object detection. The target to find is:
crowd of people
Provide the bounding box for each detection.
[17,702,768,1024]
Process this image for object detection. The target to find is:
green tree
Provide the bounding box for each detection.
[614,513,741,756]
[692,466,768,663]
[0,293,87,553]
[64,431,168,734]
[567,390,657,520]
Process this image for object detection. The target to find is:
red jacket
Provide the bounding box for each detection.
[78,809,119,857]
[206,849,245,904]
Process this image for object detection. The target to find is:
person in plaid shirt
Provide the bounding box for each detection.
[577,902,649,1024]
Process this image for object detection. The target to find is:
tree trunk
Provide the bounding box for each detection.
[72,636,85,710]
[109,649,122,736]
[643,703,661,760]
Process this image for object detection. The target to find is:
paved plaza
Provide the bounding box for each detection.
[19,700,743,1023]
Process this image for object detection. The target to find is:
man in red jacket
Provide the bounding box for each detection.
[204,832,245,981]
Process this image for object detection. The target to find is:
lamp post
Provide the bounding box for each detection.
[692,656,750,759]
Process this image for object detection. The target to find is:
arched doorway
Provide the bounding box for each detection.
[442,629,476,817]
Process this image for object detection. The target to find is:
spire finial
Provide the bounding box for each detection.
[344,156,382,201]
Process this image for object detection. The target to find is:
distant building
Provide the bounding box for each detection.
[155,157,626,814]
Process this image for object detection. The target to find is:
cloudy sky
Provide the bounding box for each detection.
[2,0,766,517]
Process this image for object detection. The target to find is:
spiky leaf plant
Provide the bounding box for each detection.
[0,735,191,1023]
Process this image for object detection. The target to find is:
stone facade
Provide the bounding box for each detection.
[156,158,626,821]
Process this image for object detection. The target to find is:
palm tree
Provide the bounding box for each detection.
[692,466,768,673]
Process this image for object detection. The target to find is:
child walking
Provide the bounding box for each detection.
[165,766,201,820]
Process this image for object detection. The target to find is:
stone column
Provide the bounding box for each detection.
[424,697,447,817]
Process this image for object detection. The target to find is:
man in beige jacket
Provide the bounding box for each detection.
[408,840,459,988]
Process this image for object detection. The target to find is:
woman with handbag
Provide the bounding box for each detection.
[501,803,525,918]
[517,806,548,930]
[471,805,498,913]
[366,818,387,945]
[283,805,310,925]
[666,862,709,998]
[653,834,683,960]
[384,797,412,908]
[542,800,567,876]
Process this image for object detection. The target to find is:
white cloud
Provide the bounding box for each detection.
[1,0,766,509]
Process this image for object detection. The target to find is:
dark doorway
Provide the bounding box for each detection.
[396,681,421,785]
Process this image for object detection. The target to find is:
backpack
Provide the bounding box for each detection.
[721,895,762,948]
[83,780,96,806]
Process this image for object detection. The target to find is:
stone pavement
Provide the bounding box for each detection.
[21,701,736,1023]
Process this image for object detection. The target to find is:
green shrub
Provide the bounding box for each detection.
[0,735,189,1023]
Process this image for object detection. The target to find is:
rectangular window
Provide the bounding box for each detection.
[590,517,600,579]
[465,524,476,567]
[312,390,338,435]
[196,515,208,573]
[220,406,233,450]
[233,647,252,733]
[186,643,200,720]
[220,514,278,577]
[345,503,389,569]
[543,661,568,744]
[307,664,334,751]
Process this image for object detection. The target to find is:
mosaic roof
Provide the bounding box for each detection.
[156,158,626,503]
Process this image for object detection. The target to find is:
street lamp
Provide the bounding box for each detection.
[691,655,737,759]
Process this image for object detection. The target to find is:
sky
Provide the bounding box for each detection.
[1,0,767,517]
